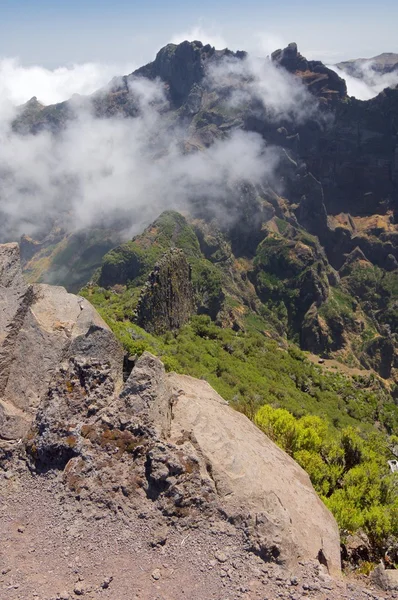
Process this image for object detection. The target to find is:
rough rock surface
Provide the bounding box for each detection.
[24,342,340,575]
[135,248,195,334]
[371,563,398,591]
[168,372,341,574]
[0,243,118,442]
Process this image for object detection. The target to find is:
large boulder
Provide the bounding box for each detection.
[371,563,398,591]
[166,369,341,576]
[117,352,341,575]
[0,243,123,442]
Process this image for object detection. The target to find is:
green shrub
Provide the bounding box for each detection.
[255,403,398,555]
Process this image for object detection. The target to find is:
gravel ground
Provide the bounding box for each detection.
[1,470,396,600]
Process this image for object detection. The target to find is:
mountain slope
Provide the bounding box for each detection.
[1,39,398,576]
[12,38,398,390]
[337,53,398,76]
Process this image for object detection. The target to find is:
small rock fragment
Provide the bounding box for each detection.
[214,550,228,563]
[74,583,85,596]
[151,569,161,581]
[151,525,168,547]
[101,576,113,589]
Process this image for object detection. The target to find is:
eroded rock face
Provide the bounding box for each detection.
[0,243,120,441]
[135,249,195,334]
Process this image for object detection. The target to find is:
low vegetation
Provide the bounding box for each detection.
[80,209,398,563]
[255,406,398,553]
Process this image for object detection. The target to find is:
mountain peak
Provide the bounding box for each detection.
[271,42,307,72]
[132,39,247,106]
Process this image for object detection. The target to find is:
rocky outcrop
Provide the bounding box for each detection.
[133,41,207,107]
[0,244,341,577]
[0,243,119,442]
[28,347,341,575]
[133,40,246,107]
[135,249,195,334]
[271,42,347,103]
[360,335,398,379]
[167,370,341,574]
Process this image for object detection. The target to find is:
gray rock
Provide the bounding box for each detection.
[167,369,341,576]
[215,551,228,563]
[101,576,113,589]
[73,583,84,596]
[0,243,120,442]
[371,563,398,591]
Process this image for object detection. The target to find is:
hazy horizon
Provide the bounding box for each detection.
[0,0,397,68]
[0,2,397,111]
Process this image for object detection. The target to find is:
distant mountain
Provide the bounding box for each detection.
[337,52,398,77]
[6,40,398,380]
[3,40,398,566]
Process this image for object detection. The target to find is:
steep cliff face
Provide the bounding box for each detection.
[135,249,195,334]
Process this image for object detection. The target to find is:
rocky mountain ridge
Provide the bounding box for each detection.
[1,39,398,596]
[337,53,398,77]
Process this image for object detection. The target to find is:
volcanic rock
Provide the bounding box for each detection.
[135,248,195,334]
[0,243,341,578]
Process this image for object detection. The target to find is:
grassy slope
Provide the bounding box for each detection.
[79,210,398,560]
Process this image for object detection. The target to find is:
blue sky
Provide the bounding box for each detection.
[0,0,397,68]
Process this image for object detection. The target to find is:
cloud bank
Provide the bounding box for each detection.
[0,58,136,106]
[329,63,398,100]
[206,54,319,123]
[0,49,319,244]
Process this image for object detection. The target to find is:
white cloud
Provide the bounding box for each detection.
[0,58,136,106]
[206,53,319,123]
[329,63,398,100]
[253,33,287,58]
[0,47,323,243]
[0,73,278,241]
